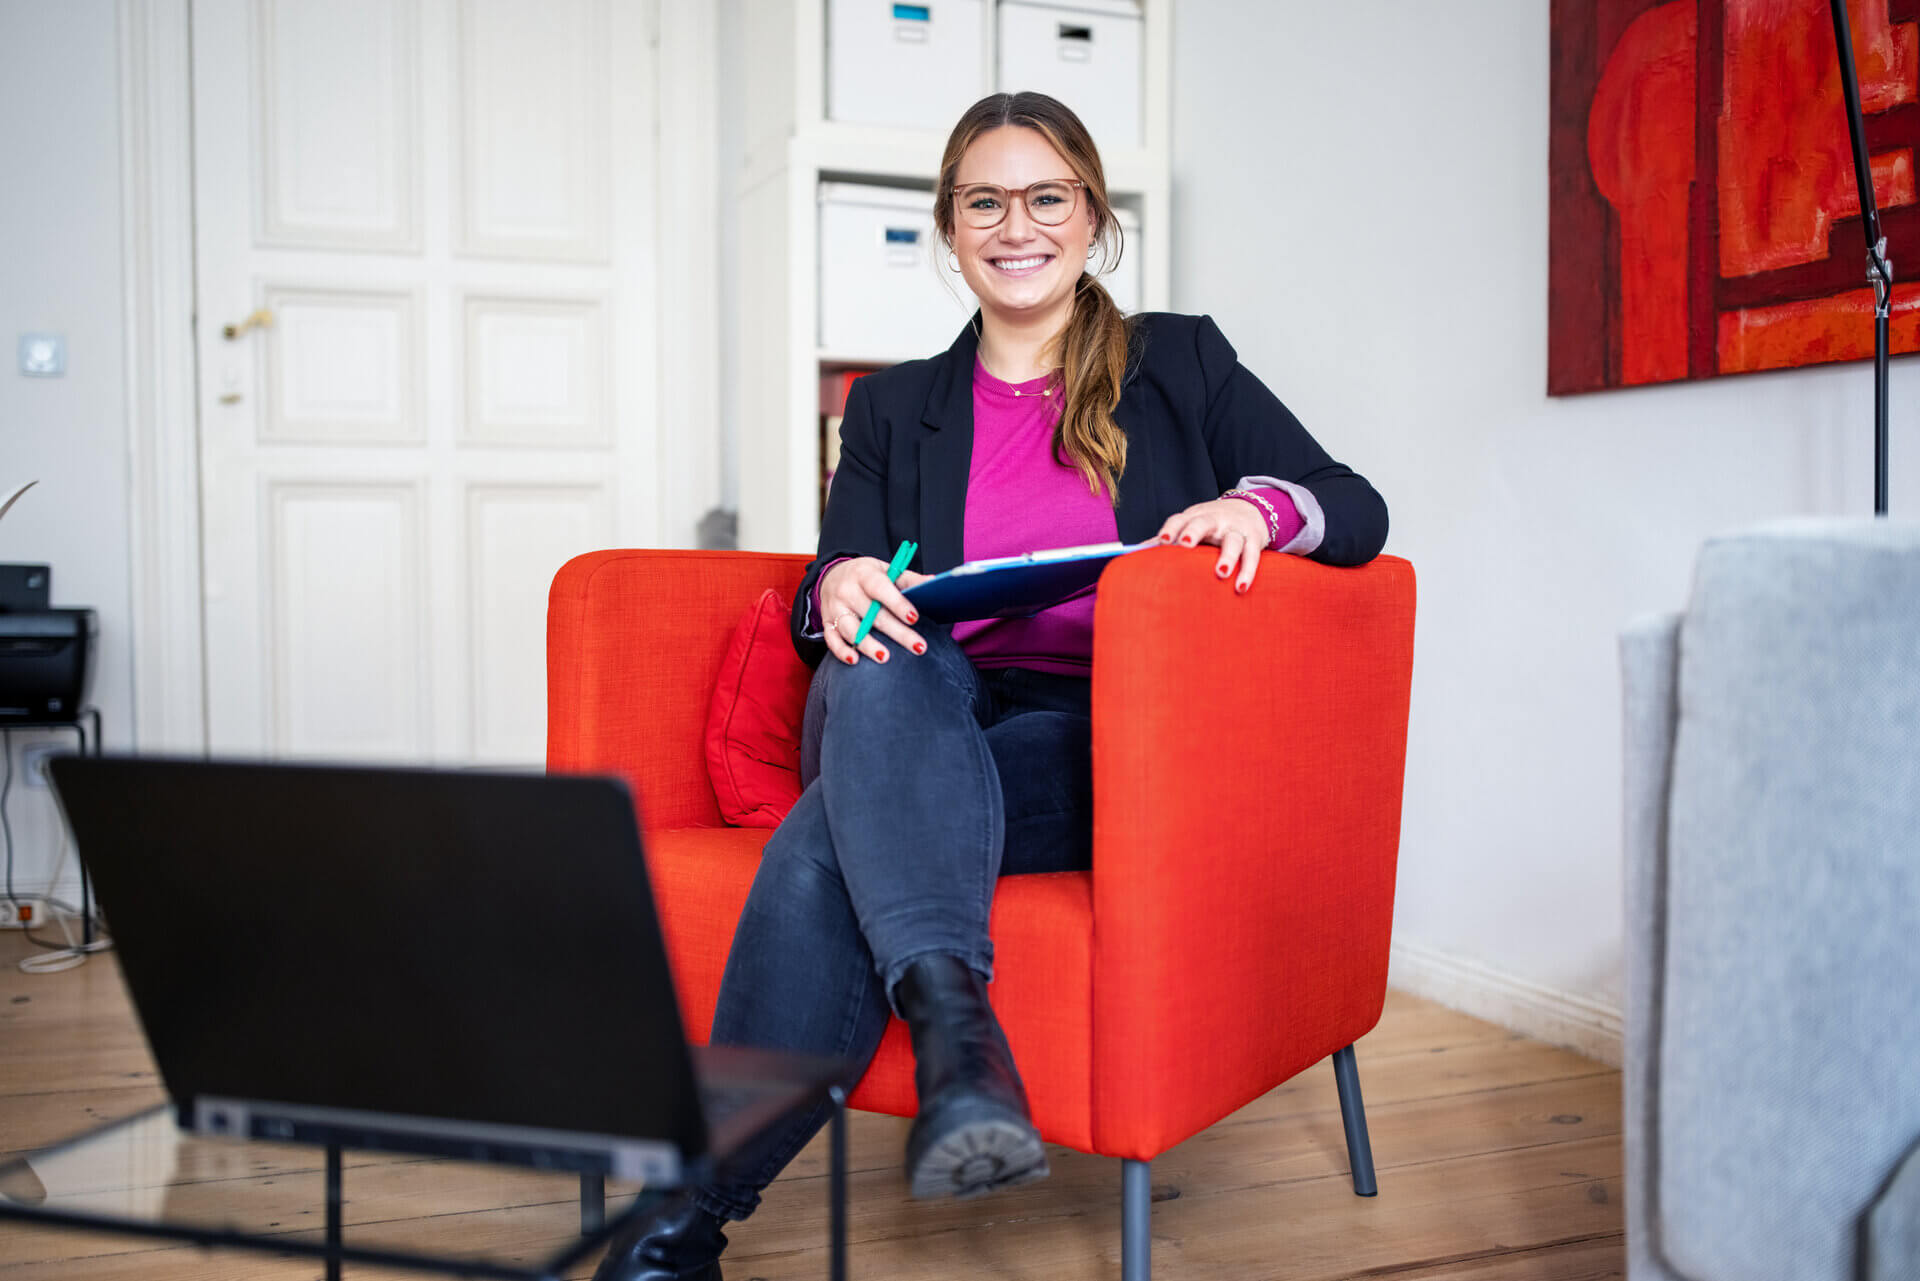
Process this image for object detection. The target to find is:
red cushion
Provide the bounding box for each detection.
[703,589,812,827]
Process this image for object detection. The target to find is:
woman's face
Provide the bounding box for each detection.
[949,126,1097,327]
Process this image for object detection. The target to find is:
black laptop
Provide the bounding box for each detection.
[47,757,843,1184]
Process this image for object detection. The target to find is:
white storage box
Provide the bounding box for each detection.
[828,0,987,132]
[996,0,1142,151]
[818,182,979,359]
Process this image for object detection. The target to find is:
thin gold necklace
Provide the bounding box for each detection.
[981,356,1059,397]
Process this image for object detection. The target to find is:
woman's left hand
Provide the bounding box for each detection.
[1156,497,1271,594]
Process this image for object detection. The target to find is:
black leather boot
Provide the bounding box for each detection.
[894,954,1050,1199]
[590,1192,728,1281]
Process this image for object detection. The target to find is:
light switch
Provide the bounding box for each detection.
[19,333,66,377]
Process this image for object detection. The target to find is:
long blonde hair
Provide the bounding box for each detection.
[934,93,1134,501]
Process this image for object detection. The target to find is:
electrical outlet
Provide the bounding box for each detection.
[18,333,66,377]
[0,898,51,929]
[20,744,61,788]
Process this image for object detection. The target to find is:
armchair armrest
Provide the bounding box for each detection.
[1087,547,1416,1158]
[546,549,811,831]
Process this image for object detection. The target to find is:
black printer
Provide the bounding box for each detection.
[0,565,96,723]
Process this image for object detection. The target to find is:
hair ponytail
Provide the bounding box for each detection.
[1053,273,1131,500]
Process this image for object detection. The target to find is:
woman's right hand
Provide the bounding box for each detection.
[819,557,930,666]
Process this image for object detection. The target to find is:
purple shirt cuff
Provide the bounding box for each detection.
[1235,475,1323,555]
[1224,486,1304,550]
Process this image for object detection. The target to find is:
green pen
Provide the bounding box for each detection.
[855,539,918,646]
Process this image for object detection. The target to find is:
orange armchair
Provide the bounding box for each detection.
[548,546,1416,1279]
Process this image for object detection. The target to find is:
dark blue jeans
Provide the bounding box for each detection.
[689,625,1093,1221]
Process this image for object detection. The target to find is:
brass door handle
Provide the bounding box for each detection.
[222,309,274,341]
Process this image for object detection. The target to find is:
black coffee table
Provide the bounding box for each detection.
[0,1049,849,1281]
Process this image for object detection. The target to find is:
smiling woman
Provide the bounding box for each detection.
[939,106,1127,507]
[587,92,1390,1281]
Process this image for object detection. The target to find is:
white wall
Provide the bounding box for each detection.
[716,0,747,514]
[1171,0,1916,1058]
[0,0,132,906]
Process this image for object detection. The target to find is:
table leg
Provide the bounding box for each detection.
[580,1173,605,1236]
[325,1142,343,1281]
[829,1086,847,1281]
[79,710,99,947]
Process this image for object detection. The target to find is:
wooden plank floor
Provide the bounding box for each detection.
[0,933,1624,1279]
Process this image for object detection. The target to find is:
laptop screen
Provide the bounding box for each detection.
[49,758,708,1161]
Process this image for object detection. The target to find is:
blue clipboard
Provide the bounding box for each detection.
[902,540,1159,624]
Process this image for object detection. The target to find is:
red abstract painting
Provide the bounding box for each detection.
[1550,0,1920,393]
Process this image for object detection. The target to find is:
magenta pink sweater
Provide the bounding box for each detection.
[951,366,1119,675]
[955,362,1300,676]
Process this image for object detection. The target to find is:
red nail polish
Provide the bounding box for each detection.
[842,653,855,665]
[875,648,888,662]
[1236,582,1249,595]
[907,612,919,623]
[913,642,926,655]
[1216,565,1229,577]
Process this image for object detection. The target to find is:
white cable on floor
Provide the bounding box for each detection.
[17,825,111,975]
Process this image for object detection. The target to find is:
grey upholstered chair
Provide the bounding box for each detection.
[1621,518,1920,1281]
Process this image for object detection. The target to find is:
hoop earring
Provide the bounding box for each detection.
[947,251,961,273]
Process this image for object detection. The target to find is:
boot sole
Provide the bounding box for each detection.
[908,1113,1051,1200]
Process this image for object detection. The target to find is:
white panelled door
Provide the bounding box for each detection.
[191,0,659,764]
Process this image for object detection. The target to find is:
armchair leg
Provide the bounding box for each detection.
[1122,1158,1151,1281]
[1331,1044,1378,1196]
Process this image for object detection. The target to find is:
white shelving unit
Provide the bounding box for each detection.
[731,0,1173,552]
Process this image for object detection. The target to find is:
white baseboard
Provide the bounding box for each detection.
[1388,939,1623,1068]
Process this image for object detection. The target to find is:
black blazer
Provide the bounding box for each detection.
[789,311,1388,667]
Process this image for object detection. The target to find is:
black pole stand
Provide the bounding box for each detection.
[1830,0,1894,515]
